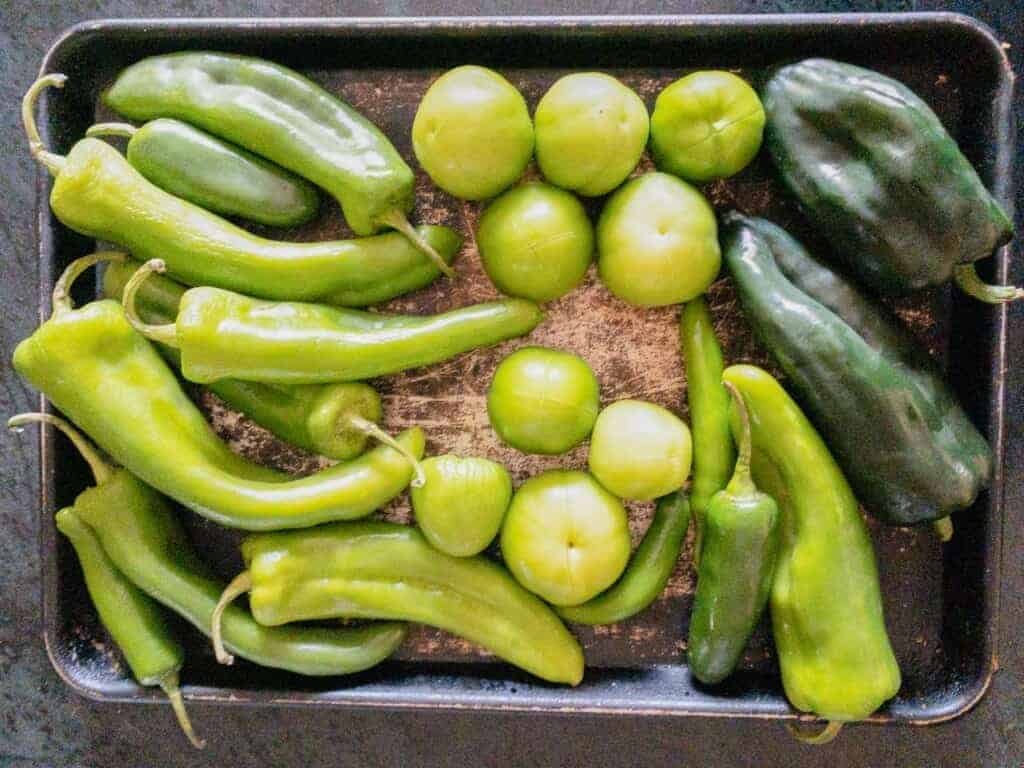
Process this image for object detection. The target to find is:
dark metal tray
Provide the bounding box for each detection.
[33,13,1013,725]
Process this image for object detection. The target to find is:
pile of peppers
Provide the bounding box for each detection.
[11,51,1012,748]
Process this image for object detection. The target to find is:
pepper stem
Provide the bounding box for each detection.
[122,259,180,347]
[86,122,139,140]
[786,720,843,745]
[8,412,113,484]
[52,251,126,317]
[377,209,457,279]
[22,74,69,176]
[953,263,1024,304]
[933,516,954,543]
[158,670,205,749]
[347,415,427,488]
[211,571,252,666]
[722,380,756,497]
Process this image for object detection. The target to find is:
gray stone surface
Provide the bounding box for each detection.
[1,2,1021,766]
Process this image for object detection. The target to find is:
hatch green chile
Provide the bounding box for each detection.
[763,58,1017,303]
[722,213,992,526]
[723,364,900,723]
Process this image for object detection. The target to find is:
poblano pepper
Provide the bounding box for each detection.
[722,213,992,529]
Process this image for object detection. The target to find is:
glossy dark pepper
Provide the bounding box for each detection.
[10,413,203,749]
[87,119,319,227]
[763,58,1018,303]
[687,382,779,685]
[23,76,459,304]
[13,254,425,531]
[122,258,543,385]
[104,52,455,275]
[722,213,992,528]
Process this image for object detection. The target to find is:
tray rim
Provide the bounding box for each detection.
[32,11,1013,726]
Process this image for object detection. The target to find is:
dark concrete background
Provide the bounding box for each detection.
[1,2,1021,766]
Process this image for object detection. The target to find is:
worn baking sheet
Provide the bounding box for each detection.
[34,14,1011,723]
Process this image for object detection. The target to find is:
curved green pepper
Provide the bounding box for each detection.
[13,254,424,530]
[722,213,992,527]
[211,522,584,686]
[557,492,690,626]
[687,383,779,685]
[763,58,1017,303]
[103,258,423,477]
[14,414,203,748]
[122,259,543,385]
[723,364,900,723]
[23,76,458,303]
[86,119,319,227]
[680,297,735,562]
[12,412,405,678]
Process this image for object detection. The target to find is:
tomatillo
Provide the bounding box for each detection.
[487,347,600,455]
[650,71,765,182]
[477,182,594,302]
[412,65,533,201]
[411,455,513,557]
[501,470,631,606]
[534,73,649,196]
[597,172,720,306]
[588,399,692,501]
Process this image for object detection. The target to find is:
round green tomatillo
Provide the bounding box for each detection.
[477,182,594,302]
[597,172,720,306]
[411,455,513,557]
[534,73,649,196]
[588,399,692,501]
[501,470,631,606]
[487,347,600,455]
[412,66,533,201]
[650,71,765,183]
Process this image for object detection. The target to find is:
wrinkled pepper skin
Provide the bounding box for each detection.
[557,492,690,626]
[91,118,320,227]
[13,297,424,530]
[74,470,406,675]
[763,59,1013,295]
[105,52,414,236]
[240,522,585,685]
[680,297,735,561]
[723,364,900,722]
[722,213,992,525]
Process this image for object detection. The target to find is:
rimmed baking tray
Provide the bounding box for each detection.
[32,13,1013,724]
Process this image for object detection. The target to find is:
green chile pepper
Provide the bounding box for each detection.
[557,492,690,626]
[722,213,992,528]
[86,119,319,228]
[103,258,424,476]
[209,522,584,686]
[13,254,424,531]
[680,297,735,562]
[687,383,780,685]
[123,259,543,385]
[723,364,901,724]
[13,414,203,749]
[23,76,458,303]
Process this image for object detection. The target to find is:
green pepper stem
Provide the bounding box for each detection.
[786,720,843,745]
[211,571,252,666]
[722,380,756,497]
[158,670,205,749]
[953,263,1024,304]
[933,516,954,543]
[86,122,139,140]
[377,209,457,280]
[52,251,126,317]
[8,412,113,484]
[122,259,180,347]
[22,74,69,176]
[347,415,427,488]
